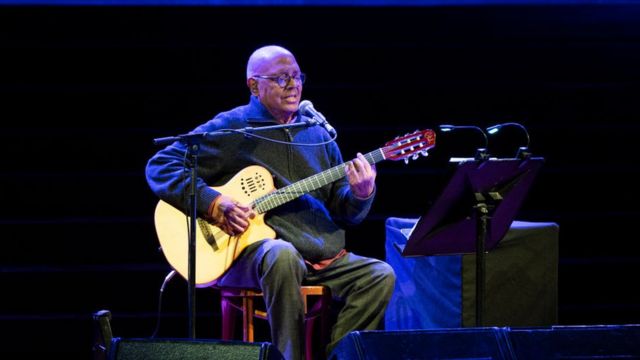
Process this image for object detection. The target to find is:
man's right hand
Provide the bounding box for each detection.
[210,195,255,236]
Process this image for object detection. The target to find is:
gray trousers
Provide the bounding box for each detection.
[217,239,396,360]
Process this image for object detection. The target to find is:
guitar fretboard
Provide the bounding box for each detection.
[252,148,385,213]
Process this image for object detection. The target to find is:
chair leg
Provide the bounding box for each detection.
[305,319,315,360]
[242,295,255,342]
[220,296,237,341]
[319,289,332,355]
[220,290,258,342]
[304,288,332,360]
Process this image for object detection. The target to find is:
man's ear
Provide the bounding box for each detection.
[247,78,259,96]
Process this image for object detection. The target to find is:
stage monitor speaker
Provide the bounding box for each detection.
[329,328,511,360]
[508,325,640,360]
[108,337,283,360]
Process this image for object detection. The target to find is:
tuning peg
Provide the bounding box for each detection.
[404,158,409,165]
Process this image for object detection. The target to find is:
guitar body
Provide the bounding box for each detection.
[154,165,276,287]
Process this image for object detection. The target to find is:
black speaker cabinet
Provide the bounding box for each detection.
[329,328,511,360]
[508,325,640,360]
[331,326,640,360]
[108,338,283,360]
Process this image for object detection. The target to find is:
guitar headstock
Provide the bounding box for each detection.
[382,129,436,164]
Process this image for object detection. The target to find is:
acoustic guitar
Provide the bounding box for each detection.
[154,129,436,287]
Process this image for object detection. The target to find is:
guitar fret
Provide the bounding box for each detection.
[300,180,311,193]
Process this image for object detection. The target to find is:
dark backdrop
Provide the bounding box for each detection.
[1,4,640,357]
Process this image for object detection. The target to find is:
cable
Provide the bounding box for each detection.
[151,270,177,338]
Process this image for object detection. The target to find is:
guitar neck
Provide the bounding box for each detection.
[253,148,385,213]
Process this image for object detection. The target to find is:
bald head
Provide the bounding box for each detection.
[244,45,302,123]
[246,45,296,80]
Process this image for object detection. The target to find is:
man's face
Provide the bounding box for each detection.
[249,53,303,123]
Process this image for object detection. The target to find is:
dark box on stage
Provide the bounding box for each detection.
[329,328,511,360]
[508,325,640,360]
[109,338,283,360]
[330,325,640,360]
[385,218,558,328]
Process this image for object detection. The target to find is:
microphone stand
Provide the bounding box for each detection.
[152,119,318,339]
[152,133,203,339]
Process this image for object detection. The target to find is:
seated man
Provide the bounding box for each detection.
[146,45,396,360]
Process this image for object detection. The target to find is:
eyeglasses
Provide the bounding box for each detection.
[253,73,306,88]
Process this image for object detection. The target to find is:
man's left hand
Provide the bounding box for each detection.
[346,152,376,198]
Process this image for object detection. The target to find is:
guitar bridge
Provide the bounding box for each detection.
[198,218,220,251]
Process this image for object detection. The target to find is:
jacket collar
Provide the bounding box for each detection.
[246,95,301,124]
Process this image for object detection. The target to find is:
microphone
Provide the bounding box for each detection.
[299,100,336,137]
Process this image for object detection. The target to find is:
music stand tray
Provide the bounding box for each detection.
[402,157,544,325]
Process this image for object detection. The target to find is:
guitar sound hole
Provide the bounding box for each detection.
[241,174,266,196]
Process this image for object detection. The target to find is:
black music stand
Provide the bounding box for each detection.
[402,157,544,327]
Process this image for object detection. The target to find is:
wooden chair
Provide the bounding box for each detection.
[218,285,332,360]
